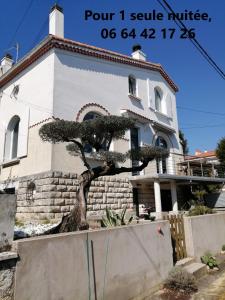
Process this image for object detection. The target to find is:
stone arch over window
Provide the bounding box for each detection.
[128,75,137,96]
[4,115,20,161]
[76,103,110,122]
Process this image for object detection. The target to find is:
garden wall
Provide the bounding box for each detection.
[184,212,225,260]
[13,221,173,300]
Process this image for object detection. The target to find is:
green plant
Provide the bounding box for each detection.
[201,252,218,269]
[101,207,133,227]
[222,245,225,251]
[188,205,214,216]
[164,267,197,293]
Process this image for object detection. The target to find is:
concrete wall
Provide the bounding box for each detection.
[184,213,225,260]
[14,221,173,300]
[0,194,16,251]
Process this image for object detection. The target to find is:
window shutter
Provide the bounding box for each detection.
[166,94,173,119]
[148,80,155,110]
[17,107,30,158]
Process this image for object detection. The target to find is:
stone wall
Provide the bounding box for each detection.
[0,195,16,251]
[0,254,17,300]
[16,171,134,221]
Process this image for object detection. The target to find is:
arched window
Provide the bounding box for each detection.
[155,136,167,174]
[4,116,20,161]
[128,75,136,96]
[83,111,101,153]
[83,111,101,121]
[155,88,162,112]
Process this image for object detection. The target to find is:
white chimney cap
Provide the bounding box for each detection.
[49,4,64,38]
[131,44,147,61]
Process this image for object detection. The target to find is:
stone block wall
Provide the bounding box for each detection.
[16,171,134,221]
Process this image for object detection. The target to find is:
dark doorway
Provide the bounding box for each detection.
[161,190,172,211]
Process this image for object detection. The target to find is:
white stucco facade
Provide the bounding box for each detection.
[0,6,185,220]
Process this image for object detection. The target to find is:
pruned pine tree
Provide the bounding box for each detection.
[39,116,168,232]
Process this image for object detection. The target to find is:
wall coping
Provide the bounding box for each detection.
[14,220,169,244]
[0,251,18,262]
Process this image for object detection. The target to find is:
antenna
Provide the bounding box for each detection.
[2,43,19,63]
[15,43,19,63]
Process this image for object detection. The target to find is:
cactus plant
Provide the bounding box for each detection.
[101,207,133,227]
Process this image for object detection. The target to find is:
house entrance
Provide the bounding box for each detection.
[161,190,172,211]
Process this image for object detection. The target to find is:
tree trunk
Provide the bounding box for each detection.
[45,159,150,234]
[46,171,93,234]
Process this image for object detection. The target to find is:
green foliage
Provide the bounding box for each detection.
[222,245,225,251]
[127,146,169,162]
[188,205,214,216]
[201,252,218,269]
[216,137,225,165]
[89,150,127,163]
[101,207,133,227]
[40,117,168,165]
[39,120,81,143]
[179,130,189,155]
[192,189,207,204]
[164,267,197,293]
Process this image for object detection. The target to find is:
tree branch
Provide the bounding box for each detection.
[68,139,91,170]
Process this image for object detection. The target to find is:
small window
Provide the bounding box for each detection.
[128,75,136,96]
[10,85,19,99]
[155,88,162,112]
[4,116,20,161]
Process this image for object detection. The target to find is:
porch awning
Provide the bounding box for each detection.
[129,173,225,185]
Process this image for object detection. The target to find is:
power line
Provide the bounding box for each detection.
[29,0,64,51]
[156,0,225,80]
[177,106,225,116]
[181,124,225,130]
[7,0,35,50]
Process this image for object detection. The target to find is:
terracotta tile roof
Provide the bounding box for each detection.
[185,150,216,160]
[0,35,178,92]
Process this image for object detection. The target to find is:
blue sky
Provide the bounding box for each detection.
[1,0,225,154]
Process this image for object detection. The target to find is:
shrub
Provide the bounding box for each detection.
[101,207,133,227]
[222,245,225,251]
[201,252,218,269]
[164,267,197,293]
[188,205,214,216]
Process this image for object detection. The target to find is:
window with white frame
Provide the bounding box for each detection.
[4,115,20,161]
[128,75,136,96]
[155,136,167,174]
[155,88,162,112]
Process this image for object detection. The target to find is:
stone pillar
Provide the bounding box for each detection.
[154,180,162,218]
[171,180,178,212]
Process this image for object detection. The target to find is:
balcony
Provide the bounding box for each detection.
[142,153,225,181]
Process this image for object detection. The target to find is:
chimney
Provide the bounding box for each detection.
[131,44,147,61]
[49,4,64,38]
[1,54,13,75]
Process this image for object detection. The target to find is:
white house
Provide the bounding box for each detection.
[0,5,224,221]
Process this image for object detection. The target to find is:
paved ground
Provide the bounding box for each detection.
[150,269,225,300]
[192,269,225,300]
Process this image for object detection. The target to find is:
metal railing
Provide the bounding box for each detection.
[144,153,225,179]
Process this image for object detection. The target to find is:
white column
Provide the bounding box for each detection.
[154,180,162,213]
[171,180,178,212]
